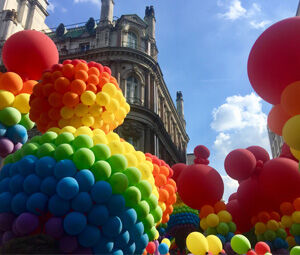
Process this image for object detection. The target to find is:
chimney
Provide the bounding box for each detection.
[176,91,185,125]
[100,0,114,25]
[144,5,156,39]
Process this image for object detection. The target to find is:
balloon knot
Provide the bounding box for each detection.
[194,157,209,165]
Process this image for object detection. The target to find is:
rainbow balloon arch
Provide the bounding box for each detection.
[0,16,300,255]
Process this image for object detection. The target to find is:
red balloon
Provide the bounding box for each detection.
[224,149,256,181]
[146,242,156,254]
[246,146,270,163]
[228,192,237,201]
[255,242,270,255]
[171,163,187,183]
[247,250,257,255]
[280,143,298,162]
[2,30,59,80]
[259,158,300,205]
[194,145,210,159]
[177,164,224,210]
[267,104,291,136]
[248,17,300,104]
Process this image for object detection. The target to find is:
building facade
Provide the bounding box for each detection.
[267,128,284,158]
[44,0,189,165]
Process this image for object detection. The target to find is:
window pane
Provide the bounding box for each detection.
[128,32,137,49]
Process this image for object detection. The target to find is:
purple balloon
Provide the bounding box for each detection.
[45,217,64,239]
[273,249,289,255]
[0,138,14,157]
[0,213,15,232]
[59,235,78,253]
[2,231,15,243]
[15,212,39,235]
[12,219,23,237]
[12,142,22,153]
[224,242,236,255]
[73,247,93,254]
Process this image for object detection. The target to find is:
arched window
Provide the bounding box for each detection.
[127,32,137,49]
[126,76,140,104]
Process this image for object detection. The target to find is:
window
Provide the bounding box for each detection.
[127,32,137,49]
[126,76,140,104]
[79,42,90,52]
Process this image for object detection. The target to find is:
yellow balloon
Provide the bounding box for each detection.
[13,93,30,113]
[96,92,110,106]
[81,115,95,127]
[281,215,293,228]
[60,106,74,119]
[58,118,69,128]
[114,90,124,102]
[102,111,115,123]
[106,132,120,143]
[154,230,159,240]
[186,232,209,255]
[292,211,300,223]
[123,142,135,153]
[282,115,300,150]
[92,117,104,129]
[75,127,93,137]
[70,116,82,128]
[206,235,222,255]
[93,129,106,137]
[102,83,117,97]
[145,160,154,172]
[61,126,76,134]
[206,213,220,228]
[159,202,166,212]
[124,153,138,167]
[89,104,103,117]
[0,90,14,109]
[200,218,208,231]
[74,104,89,117]
[162,238,171,247]
[135,151,146,161]
[255,222,266,234]
[217,210,232,223]
[93,134,108,145]
[80,91,96,105]
[108,141,124,155]
[106,98,120,112]
[48,127,60,134]
[267,220,279,231]
[290,147,300,160]
[124,102,130,113]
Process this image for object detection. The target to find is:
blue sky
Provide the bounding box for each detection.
[46,0,299,199]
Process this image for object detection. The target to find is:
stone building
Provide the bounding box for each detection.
[45,0,189,165]
[268,128,284,158]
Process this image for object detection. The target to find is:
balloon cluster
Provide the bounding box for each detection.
[199,202,236,245]
[145,153,177,223]
[29,60,130,133]
[145,238,171,255]
[0,72,35,158]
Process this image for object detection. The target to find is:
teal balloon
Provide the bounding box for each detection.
[231,234,251,255]
[0,107,21,126]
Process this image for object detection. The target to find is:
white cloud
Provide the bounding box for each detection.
[74,0,101,7]
[61,7,68,13]
[222,175,239,202]
[219,0,247,20]
[249,20,271,29]
[48,1,55,12]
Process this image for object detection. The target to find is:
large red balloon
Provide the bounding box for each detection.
[224,149,256,181]
[226,199,251,232]
[171,163,187,183]
[280,143,298,162]
[259,158,300,205]
[2,30,59,80]
[177,164,224,210]
[248,17,300,104]
[246,146,270,163]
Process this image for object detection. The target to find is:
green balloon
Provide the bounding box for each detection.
[230,234,251,255]
[276,228,287,239]
[40,132,58,144]
[107,154,127,173]
[73,135,93,150]
[91,161,111,181]
[73,148,95,170]
[228,221,237,233]
[109,172,128,194]
[91,144,111,161]
[206,227,217,235]
[37,143,56,158]
[124,186,141,207]
[217,222,229,236]
[264,230,276,241]
[291,223,300,236]
[19,114,34,130]
[123,167,141,185]
[151,206,162,223]
[146,226,157,241]
[30,136,41,144]
[142,214,155,230]
[135,200,150,220]
[21,143,39,156]
[12,149,22,162]
[256,234,265,242]
[146,194,158,211]
[0,107,21,126]
[55,132,74,146]
[54,144,73,161]
[291,246,300,255]
[137,180,152,199]
[3,154,13,164]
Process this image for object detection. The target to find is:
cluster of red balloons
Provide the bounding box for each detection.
[172,145,224,210]
[225,146,300,232]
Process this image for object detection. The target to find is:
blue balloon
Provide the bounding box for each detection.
[6,125,28,144]
[158,243,169,255]
[75,169,94,192]
[226,232,235,242]
[35,156,56,178]
[91,181,112,204]
[48,194,70,216]
[102,216,122,238]
[9,163,19,177]
[217,234,226,244]
[265,241,273,250]
[0,177,10,192]
[54,159,77,179]
[78,224,101,247]
[129,222,144,242]
[283,240,289,249]
[71,192,92,213]
[120,208,137,230]
[93,237,114,254]
[112,250,123,255]
[136,234,149,254]
[0,164,11,180]
[0,192,13,212]
[9,174,24,194]
[40,176,57,196]
[295,236,300,245]
[18,155,37,176]
[64,212,87,235]
[108,194,125,216]
[26,192,48,215]
[88,204,109,226]
[56,177,79,200]
[0,123,7,136]
[11,192,28,214]
[115,231,130,249]
[123,242,136,255]
[23,174,41,194]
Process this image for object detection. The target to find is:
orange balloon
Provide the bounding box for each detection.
[162,214,170,223]
[168,179,176,189]
[0,72,23,94]
[75,62,88,72]
[199,205,214,218]
[102,72,111,79]
[280,202,294,215]
[54,77,70,93]
[88,67,100,77]
[70,79,86,95]
[267,104,291,135]
[281,81,300,116]
[63,92,79,107]
[270,211,280,222]
[153,164,160,176]
[293,197,300,211]
[19,80,37,94]
[62,64,74,79]
[159,189,169,202]
[98,77,109,89]
[164,184,175,195]
[42,72,52,83]
[87,74,99,85]
[169,193,176,204]
[49,92,63,108]
[75,70,88,82]
[86,83,97,93]
[160,166,169,176]
[155,174,167,187]
[258,211,270,223]
[51,71,63,81]
[165,205,173,214]
[48,107,61,121]
[42,83,55,97]
[214,201,226,213]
